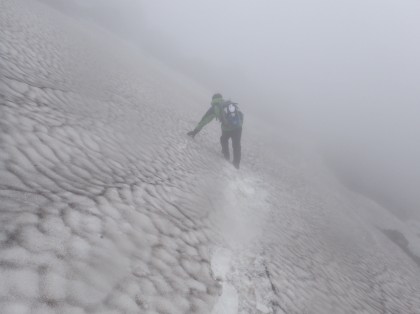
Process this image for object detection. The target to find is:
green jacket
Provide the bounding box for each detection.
[193,98,244,133]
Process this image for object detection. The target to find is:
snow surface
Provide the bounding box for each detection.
[1,0,420,313]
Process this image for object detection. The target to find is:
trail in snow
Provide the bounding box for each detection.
[209,171,275,313]
[210,248,238,314]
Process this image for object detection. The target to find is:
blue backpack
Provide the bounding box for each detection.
[221,101,242,128]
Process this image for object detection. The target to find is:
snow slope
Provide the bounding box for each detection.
[1,0,420,313]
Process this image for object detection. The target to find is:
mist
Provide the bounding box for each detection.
[3,0,420,311]
[41,0,420,219]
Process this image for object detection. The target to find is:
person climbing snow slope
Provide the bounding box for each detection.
[187,93,244,169]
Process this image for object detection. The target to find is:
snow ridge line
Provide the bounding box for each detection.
[263,260,287,314]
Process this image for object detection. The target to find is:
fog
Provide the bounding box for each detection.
[40,0,420,220]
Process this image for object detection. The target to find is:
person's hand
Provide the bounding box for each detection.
[187,130,197,138]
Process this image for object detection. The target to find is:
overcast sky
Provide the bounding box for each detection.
[40,0,420,219]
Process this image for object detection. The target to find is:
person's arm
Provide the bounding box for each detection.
[188,107,216,136]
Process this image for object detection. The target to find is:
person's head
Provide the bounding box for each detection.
[211,93,223,105]
[212,93,223,100]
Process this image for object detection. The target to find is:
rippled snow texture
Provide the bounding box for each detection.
[1,0,420,313]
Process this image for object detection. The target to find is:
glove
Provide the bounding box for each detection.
[187,130,197,138]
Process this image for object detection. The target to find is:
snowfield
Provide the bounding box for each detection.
[1,0,420,313]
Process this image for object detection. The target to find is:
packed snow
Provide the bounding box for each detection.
[1,0,420,313]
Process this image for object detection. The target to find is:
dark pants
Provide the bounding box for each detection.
[220,127,242,168]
